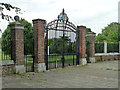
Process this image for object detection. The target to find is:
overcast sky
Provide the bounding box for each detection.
[0,0,119,37]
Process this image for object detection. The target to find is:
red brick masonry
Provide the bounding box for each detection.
[95,53,120,61]
[32,19,46,63]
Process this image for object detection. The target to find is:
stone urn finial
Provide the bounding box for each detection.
[14,15,19,22]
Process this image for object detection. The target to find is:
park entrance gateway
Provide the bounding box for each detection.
[45,9,79,70]
[1,9,88,75]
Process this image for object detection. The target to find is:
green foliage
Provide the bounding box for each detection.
[86,28,92,34]
[107,42,119,53]
[106,68,112,70]
[1,26,11,54]
[95,22,119,53]
[1,19,33,55]
[95,22,119,42]
[95,34,106,42]
[46,33,77,55]
[48,35,73,54]
[95,42,104,53]
[19,19,33,55]
[0,3,22,21]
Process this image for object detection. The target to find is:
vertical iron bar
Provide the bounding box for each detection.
[67,31,69,66]
[69,32,71,66]
[112,43,114,53]
[4,49,5,60]
[1,43,3,60]
[5,42,7,60]
[32,39,34,72]
[73,42,74,65]
[55,28,57,68]
[76,29,79,65]
[55,20,58,68]
[26,55,27,72]
[6,41,7,60]
[10,38,12,60]
[62,28,65,68]
[2,52,3,60]
[1,41,2,60]
[45,28,48,70]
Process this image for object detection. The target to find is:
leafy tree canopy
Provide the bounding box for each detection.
[1,19,33,55]
[86,28,92,34]
[95,22,119,42]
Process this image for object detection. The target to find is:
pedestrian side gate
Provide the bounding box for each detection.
[24,39,35,72]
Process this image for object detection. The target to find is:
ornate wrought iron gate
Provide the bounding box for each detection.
[45,9,79,70]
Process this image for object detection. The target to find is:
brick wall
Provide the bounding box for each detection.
[86,32,95,57]
[10,23,24,65]
[2,64,15,75]
[77,25,86,64]
[95,54,120,62]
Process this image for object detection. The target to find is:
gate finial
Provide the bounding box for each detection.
[62,8,65,14]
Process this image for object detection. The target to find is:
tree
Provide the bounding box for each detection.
[48,35,71,54]
[95,22,119,53]
[0,3,22,32]
[0,3,21,21]
[1,19,33,55]
[95,34,106,42]
[95,22,120,42]
[19,19,33,55]
[86,28,92,34]
[1,26,11,54]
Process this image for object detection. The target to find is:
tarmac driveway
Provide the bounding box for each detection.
[1,60,119,88]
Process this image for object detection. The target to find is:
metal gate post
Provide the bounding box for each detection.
[45,27,48,70]
[32,39,35,72]
[76,29,80,65]
[62,30,65,68]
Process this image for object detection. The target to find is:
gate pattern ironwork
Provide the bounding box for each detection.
[24,39,35,72]
[45,9,79,70]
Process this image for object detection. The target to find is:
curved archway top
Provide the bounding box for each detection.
[46,9,77,32]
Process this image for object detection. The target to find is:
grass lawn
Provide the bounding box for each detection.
[48,54,76,62]
[24,55,34,66]
[0,52,76,66]
[25,54,76,66]
[24,61,33,66]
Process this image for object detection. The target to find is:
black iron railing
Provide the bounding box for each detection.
[95,42,104,53]
[95,42,119,53]
[107,42,119,53]
[0,38,11,61]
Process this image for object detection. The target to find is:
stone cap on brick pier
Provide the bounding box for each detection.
[86,32,96,37]
[95,53,120,56]
[9,22,24,30]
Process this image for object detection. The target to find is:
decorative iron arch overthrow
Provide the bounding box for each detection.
[45,9,77,33]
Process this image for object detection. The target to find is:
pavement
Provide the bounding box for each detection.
[1,60,120,88]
